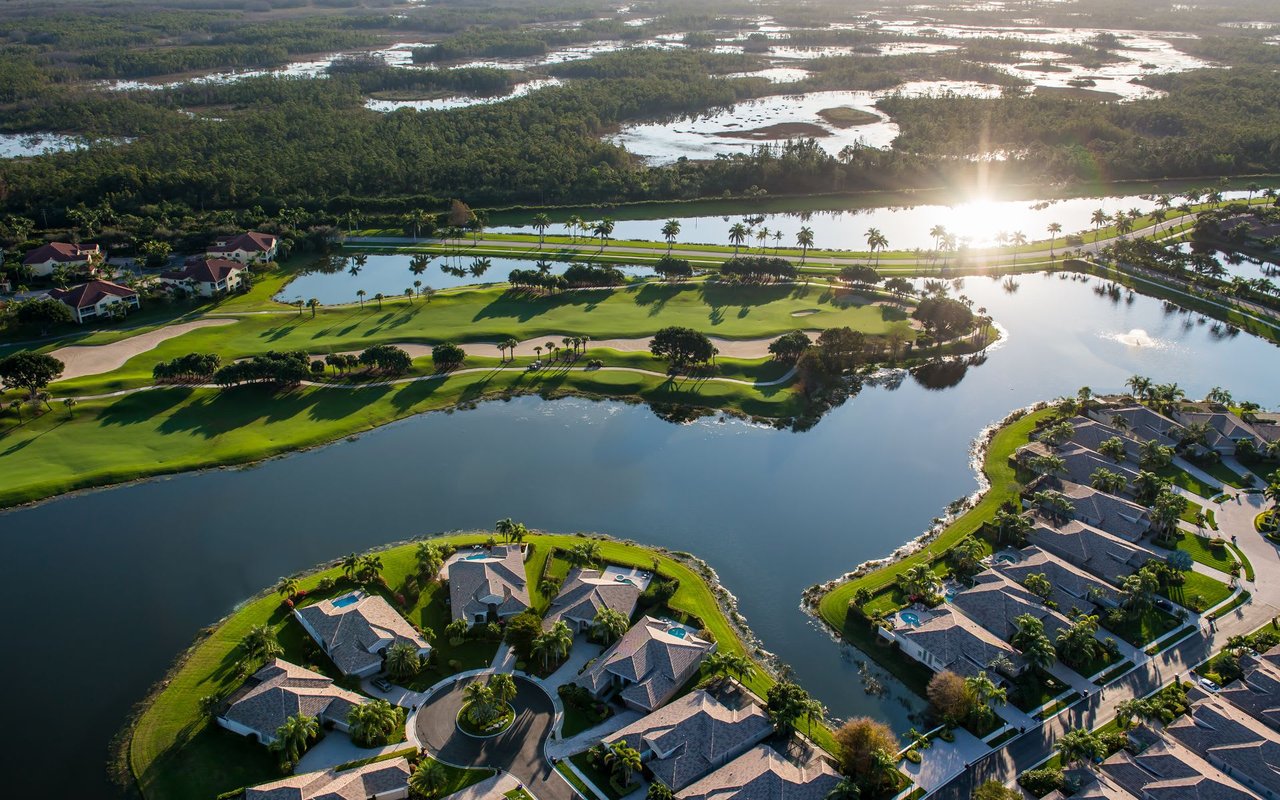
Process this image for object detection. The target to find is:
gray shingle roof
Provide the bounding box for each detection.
[1165,693,1280,797]
[219,659,365,743]
[245,756,410,800]
[1174,411,1262,449]
[950,570,1072,642]
[1060,417,1144,463]
[1026,512,1155,585]
[1220,648,1280,734]
[1038,477,1151,542]
[544,567,641,631]
[1091,405,1185,448]
[675,742,842,800]
[995,546,1117,614]
[899,607,1024,679]
[294,592,429,676]
[578,616,714,712]
[605,683,773,791]
[1103,735,1263,800]
[445,546,531,623]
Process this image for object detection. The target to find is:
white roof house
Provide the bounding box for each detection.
[294,591,430,678]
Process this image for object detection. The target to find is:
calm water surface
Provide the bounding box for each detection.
[4,273,1279,796]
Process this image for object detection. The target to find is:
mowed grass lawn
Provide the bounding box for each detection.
[129,532,828,800]
[0,362,806,508]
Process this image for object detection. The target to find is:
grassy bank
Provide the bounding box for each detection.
[126,531,832,800]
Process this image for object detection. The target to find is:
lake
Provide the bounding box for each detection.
[274,253,657,305]
[4,270,1279,796]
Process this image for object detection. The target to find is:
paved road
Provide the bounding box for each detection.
[414,675,576,800]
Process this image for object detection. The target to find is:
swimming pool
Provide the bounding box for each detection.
[333,593,360,608]
[899,611,922,627]
[667,627,687,639]
[465,553,491,561]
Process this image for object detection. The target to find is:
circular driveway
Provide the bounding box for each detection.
[415,675,575,800]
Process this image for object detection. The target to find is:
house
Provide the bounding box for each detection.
[1026,512,1156,585]
[1044,770,1138,800]
[1165,690,1280,799]
[1220,647,1280,733]
[207,231,278,263]
[884,606,1024,679]
[950,570,1072,643]
[1025,477,1151,542]
[577,616,715,713]
[995,546,1118,615]
[294,591,431,678]
[215,659,364,745]
[244,756,411,800]
[1060,417,1145,463]
[1171,410,1262,456]
[443,545,530,626]
[1103,729,1264,800]
[159,258,246,297]
[22,242,102,277]
[1016,442,1140,491]
[544,567,641,634]
[49,279,139,323]
[1088,404,1186,448]
[603,682,773,793]
[676,742,843,800]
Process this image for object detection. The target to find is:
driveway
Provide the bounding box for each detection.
[415,675,576,800]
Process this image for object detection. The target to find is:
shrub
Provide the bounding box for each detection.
[833,717,898,778]
[904,749,922,763]
[1018,767,1065,797]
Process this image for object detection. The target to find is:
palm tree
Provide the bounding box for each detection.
[545,340,556,363]
[593,218,615,249]
[533,346,543,362]
[1056,614,1103,669]
[604,740,643,787]
[532,213,552,248]
[409,253,433,276]
[566,214,583,244]
[1091,208,1109,242]
[929,224,948,253]
[756,226,769,252]
[1010,231,1027,266]
[547,620,574,661]
[865,227,887,266]
[1047,222,1062,257]
[62,397,77,417]
[463,681,496,725]
[1126,374,1152,400]
[356,289,366,308]
[348,698,400,746]
[773,229,783,253]
[867,748,899,792]
[897,563,942,603]
[270,713,319,768]
[1011,614,1057,670]
[488,673,517,706]
[965,671,1007,724]
[566,541,600,567]
[705,650,753,685]
[404,288,414,305]
[796,226,814,264]
[409,759,448,798]
[275,576,299,599]
[385,640,421,680]
[993,508,1033,545]
[826,778,862,800]
[1055,728,1104,769]
[592,607,629,644]
[728,222,749,255]
[305,297,320,317]
[661,219,681,252]
[341,552,360,579]
[240,624,283,665]
[562,336,574,360]
[501,336,519,362]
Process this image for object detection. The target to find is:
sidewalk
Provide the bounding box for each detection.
[545,709,644,760]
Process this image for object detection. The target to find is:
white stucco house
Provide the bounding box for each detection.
[159,258,246,297]
[206,231,278,263]
[215,658,364,745]
[294,591,431,678]
[22,242,102,277]
[48,279,139,323]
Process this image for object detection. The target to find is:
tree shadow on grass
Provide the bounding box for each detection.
[97,387,194,427]
[471,288,605,324]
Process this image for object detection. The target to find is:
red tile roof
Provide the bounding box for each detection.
[50,280,137,309]
[208,231,277,254]
[161,258,243,283]
[23,242,98,265]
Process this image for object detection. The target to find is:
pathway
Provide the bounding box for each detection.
[297,733,414,774]
[545,709,644,761]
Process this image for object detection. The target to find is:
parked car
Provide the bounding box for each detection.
[1155,598,1173,611]
[372,677,392,692]
[1197,676,1221,693]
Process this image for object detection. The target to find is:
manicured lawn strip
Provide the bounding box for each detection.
[1195,459,1253,489]
[1166,530,1237,573]
[1145,625,1197,656]
[1160,571,1233,612]
[569,752,633,800]
[1229,543,1255,581]
[817,408,1053,644]
[556,760,602,800]
[1178,499,1206,527]
[1093,660,1135,686]
[1154,464,1220,499]
[1009,671,1068,713]
[1210,590,1251,620]
[1035,693,1081,721]
[331,746,417,771]
[1104,607,1182,648]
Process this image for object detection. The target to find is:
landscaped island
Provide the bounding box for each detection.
[123,528,906,800]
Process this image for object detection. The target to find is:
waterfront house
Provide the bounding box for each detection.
[49,279,139,323]
[675,742,842,800]
[544,567,641,634]
[885,606,1025,680]
[1060,417,1145,463]
[577,616,715,713]
[1170,409,1262,456]
[443,545,530,627]
[1088,405,1185,449]
[294,591,431,678]
[603,681,773,793]
[159,258,246,297]
[1025,512,1156,585]
[22,242,102,277]
[1025,476,1151,542]
[950,570,1073,643]
[216,658,364,745]
[1016,442,1140,492]
[995,546,1119,615]
[244,756,410,800]
[207,231,278,263]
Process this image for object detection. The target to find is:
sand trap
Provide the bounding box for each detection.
[52,319,237,380]
[791,309,820,317]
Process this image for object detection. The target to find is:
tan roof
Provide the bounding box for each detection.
[898,606,1023,679]
[544,567,641,631]
[1026,511,1155,585]
[219,659,364,743]
[446,546,530,622]
[578,616,714,712]
[995,546,1117,613]
[245,756,410,800]
[950,570,1072,642]
[676,743,842,800]
[295,592,429,676]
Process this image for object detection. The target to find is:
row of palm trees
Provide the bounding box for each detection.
[493,336,592,363]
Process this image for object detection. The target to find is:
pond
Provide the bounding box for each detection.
[608,81,1004,163]
[364,78,563,112]
[1173,243,1280,284]
[490,190,1255,251]
[273,253,656,305]
[4,270,1279,797]
[0,132,129,159]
